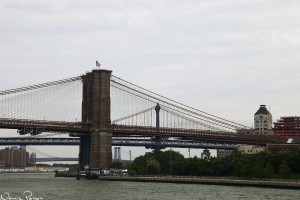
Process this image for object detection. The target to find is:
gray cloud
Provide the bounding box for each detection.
[0,0,300,156]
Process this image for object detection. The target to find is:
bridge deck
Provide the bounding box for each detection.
[0,118,293,145]
[0,137,236,149]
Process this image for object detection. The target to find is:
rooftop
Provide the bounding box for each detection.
[254,105,271,115]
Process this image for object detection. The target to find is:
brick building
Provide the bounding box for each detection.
[266,144,300,154]
[0,146,29,168]
[274,116,300,137]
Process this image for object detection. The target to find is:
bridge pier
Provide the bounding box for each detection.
[79,69,112,170]
[90,131,112,169]
[79,136,90,168]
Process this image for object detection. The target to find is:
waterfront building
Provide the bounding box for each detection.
[216,149,232,158]
[274,116,300,137]
[0,147,13,167]
[254,105,272,134]
[266,144,300,153]
[0,146,29,168]
[13,147,28,167]
[237,145,264,154]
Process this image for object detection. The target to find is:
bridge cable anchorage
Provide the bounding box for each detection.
[111,79,244,131]
[111,75,250,130]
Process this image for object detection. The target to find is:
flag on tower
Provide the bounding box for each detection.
[96,60,101,68]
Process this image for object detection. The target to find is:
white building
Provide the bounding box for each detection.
[254,105,272,134]
[237,145,264,154]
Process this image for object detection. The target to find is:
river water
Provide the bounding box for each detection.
[0,173,300,200]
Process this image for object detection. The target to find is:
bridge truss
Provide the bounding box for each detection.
[0,137,236,150]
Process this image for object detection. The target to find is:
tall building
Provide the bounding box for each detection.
[254,105,272,134]
[29,152,37,166]
[0,148,13,167]
[113,147,121,161]
[0,146,29,168]
[13,148,27,167]
[274,116,300,137]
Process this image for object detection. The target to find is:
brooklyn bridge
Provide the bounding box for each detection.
[0,69,293,170]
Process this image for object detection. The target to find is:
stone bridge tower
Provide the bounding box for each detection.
[79,69,112,170]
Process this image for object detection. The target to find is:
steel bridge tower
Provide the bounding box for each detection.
[79,69,112,170]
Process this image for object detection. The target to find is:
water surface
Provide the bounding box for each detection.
[0,173,299,200]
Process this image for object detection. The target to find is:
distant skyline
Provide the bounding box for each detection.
[1,0,300,158]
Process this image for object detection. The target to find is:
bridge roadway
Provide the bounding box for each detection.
[34,157,78,162]
[33,158,130,162]
[0,137,236,150]
[0,118,291,145]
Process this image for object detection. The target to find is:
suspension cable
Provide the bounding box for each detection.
[111,79,242,130]
[111,75,249,129]
[0,76,81,95]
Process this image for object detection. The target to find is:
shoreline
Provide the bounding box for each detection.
[98,176,300,190]
[0,171,55,174]
[15,171,299,190]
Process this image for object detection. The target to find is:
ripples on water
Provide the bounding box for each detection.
[0,173,300,200]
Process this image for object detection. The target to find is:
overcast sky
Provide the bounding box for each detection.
[1,0,300,158]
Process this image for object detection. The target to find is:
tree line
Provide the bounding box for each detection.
[113,149,300,179]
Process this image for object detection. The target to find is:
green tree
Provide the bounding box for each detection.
[110,161,124,169]
[252,159,265,178]
[129,148,300,179]
[146,159,160,175]
[279,160,292,179]
[241,163,252,178]
[286,151,300,174]
[264,161,274,179]
[233,161,243,177]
